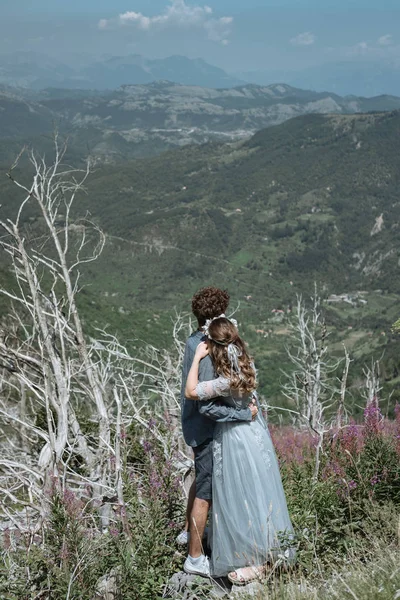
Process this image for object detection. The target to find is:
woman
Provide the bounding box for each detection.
[185,316,295,585]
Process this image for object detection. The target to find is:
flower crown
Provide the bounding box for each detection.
[202,313,238,341]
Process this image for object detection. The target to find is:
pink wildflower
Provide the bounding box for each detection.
[109,527,119,538]
[63,488,83,518]
[364,398,383,437]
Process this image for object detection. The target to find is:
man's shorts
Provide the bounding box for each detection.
[193,438,213,501]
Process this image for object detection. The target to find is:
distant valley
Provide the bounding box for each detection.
[1,63,400,405]
[1,110,399,404]
[1,81,400,162]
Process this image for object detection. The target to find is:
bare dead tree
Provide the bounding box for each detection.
[0,140,189,536]
[90,313,194,483]
[336,345,351,429]
[279,291,351,480]
[0,140,117,529]
[362,359,382,407]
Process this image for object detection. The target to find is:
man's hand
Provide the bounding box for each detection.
[249,402,258,420]
[195,341,209,360]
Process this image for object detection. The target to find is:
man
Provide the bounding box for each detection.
[181,287,258,577]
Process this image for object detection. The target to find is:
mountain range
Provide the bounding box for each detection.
[0,52,243,91]
[2,52,400,98]
[237,60,400,99]
[2,81,400,163]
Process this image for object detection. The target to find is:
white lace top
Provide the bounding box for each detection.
[196,376,248,402]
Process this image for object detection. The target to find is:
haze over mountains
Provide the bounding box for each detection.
[2,80,400,163]
[0,52,243,90]
[1,51,400,98]
[237,60,400,99]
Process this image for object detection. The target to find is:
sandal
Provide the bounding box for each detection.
[227,565,264,586]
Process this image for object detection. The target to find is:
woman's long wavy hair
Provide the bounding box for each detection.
[207,317,256,395]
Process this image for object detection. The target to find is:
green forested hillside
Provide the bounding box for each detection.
[78,111,400,296]
[1,110,400,406]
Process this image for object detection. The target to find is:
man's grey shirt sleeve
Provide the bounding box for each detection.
[198,401,252,422]
[198,354,215,383]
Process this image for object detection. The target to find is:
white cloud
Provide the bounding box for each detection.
[290,32,316,46]
[119,12,152,29]
[339,37,400,61]
[204,15,233,43]
[378,34,393,46]
[352,41,369,54]
[99,0,233,45]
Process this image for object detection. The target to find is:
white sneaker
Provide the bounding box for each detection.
[183,555,210,578]
[176,530,190,546]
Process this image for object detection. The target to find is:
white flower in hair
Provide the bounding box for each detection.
[202,313,238,339]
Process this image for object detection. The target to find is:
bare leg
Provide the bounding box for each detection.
[229,565,267,584]
[188,497,211,558]
[184,480,196,531]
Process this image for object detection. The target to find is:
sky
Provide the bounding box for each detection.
[1,0,399,75]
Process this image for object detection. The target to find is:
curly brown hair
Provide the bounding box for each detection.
[191,287,230,327]
[208,318,256,395]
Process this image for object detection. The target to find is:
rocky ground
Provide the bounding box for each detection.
[163,571,265,599]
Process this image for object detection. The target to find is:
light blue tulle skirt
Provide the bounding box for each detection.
[209,416,295,577]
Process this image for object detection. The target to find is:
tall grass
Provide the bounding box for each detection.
[1,405,399,599]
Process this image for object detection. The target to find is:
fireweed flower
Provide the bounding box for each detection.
[338,478,357,499]
[46,475,59,498]
[109,527,119,538]
[364,398,383,436]
[324,460,345,479]
[149,471,162,490]
[163,410,175,432]
[395,404,400,455]
[3,528,11,551]
[270,426,315,465]
[340,421,363,455]
[143,441,152,453]
[63,488,83,518]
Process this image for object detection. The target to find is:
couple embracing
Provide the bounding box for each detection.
[180,287,295,586]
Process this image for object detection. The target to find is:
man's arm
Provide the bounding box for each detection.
[181,340,195,399]
[197,355,252,423]
[198,400,252,422]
